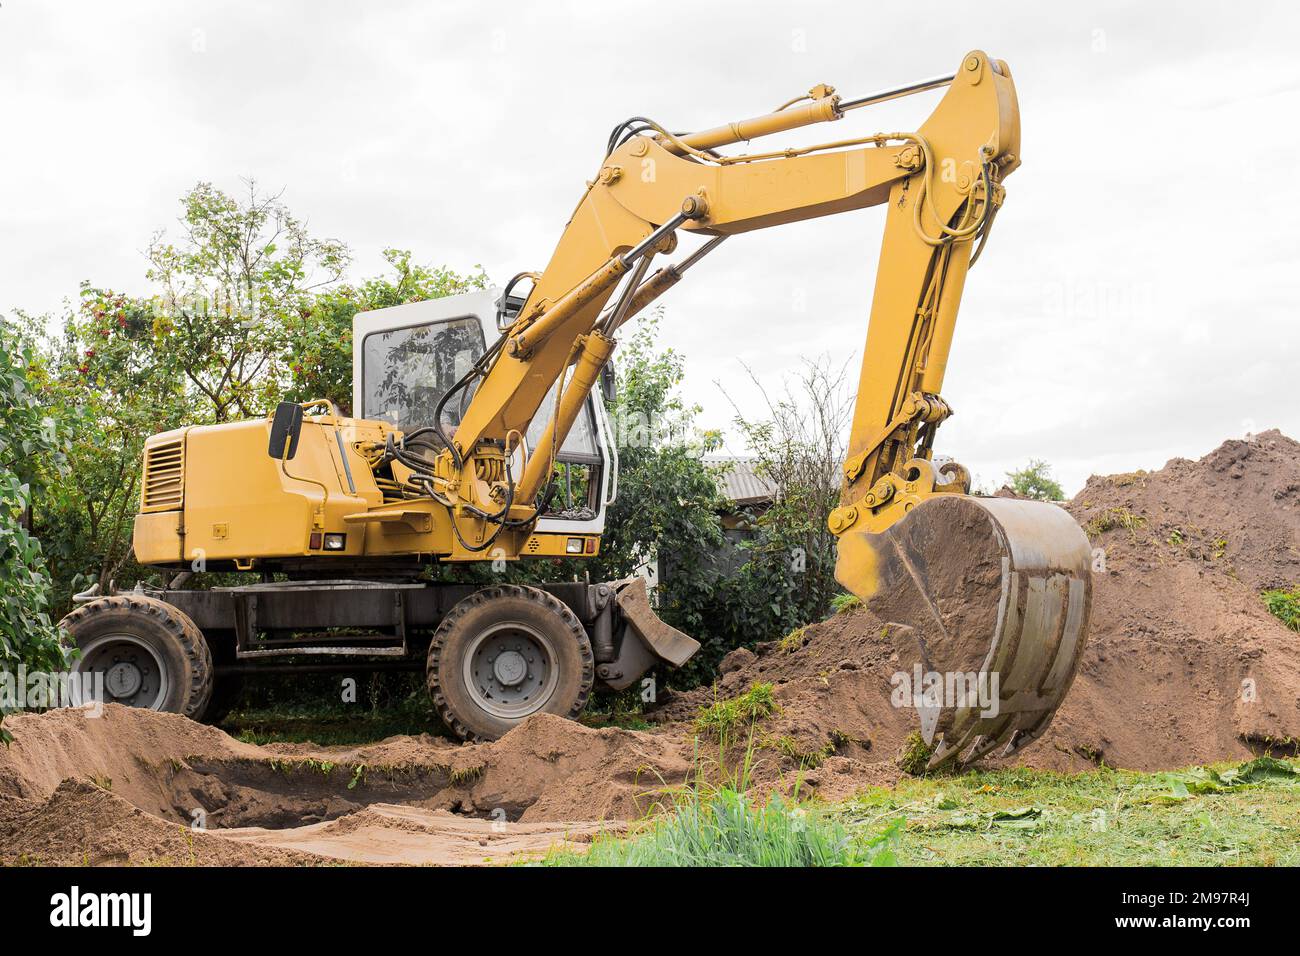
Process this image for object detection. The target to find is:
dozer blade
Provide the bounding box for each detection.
[836,495,1093,769]
[614,577,701,668]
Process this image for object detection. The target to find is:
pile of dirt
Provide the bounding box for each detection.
[0,704,687,865]
[1035,429,1300,769]
[0,779,322,866]
[651,430,1300,776]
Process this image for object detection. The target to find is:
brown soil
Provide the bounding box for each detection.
[0,705,680,866]
[1031,429,1300,769]
[2,431,1297,865]
[654,429,1300,777]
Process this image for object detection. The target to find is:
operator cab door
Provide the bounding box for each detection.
[351,288,617,536]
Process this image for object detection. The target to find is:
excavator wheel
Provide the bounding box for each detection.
[427,585,595,741]
[836,495,1093,769]
[61,594,214,718]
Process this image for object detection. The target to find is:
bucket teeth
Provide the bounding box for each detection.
[918,705,941,745]
[965,733,1002,763]
[1000,728,1035,759]
[926,740,959,770]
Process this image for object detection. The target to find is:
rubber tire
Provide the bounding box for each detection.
[427,585,594,741]
[60,595,214,719]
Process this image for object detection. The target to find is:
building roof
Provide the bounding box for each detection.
[704,456,777,506]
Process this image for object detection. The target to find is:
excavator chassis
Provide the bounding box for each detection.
[65,577,694,735]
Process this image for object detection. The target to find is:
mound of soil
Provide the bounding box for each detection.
[652,430,1300,776]
[1036,429,1300,769]
[0,704,689,865]
[0,779,322,866]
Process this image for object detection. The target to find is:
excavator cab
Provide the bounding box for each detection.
[351,287,619,532]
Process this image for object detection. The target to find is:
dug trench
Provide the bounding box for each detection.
[2,430,1298,864]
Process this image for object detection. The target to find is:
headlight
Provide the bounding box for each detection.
[324,533,347,551]
[566,537,584,554]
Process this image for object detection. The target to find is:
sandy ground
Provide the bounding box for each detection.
[219,805,617,865]
[2,430,1297,865]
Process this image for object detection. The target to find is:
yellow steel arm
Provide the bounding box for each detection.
[440,50,1020,543]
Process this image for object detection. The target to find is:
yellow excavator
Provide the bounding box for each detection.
[64,51,1092,768]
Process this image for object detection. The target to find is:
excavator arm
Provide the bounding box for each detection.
[445,51,1014,532]
[413,51,1089,766]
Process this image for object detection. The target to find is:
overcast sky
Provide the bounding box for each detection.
[3,1,1298,493]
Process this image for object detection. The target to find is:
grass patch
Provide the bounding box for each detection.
[694,683,778,739]
[1107,470,1148,488]
[222,696,444,746]
[898,731,934,776]
[830,593,863,614]
[579,689,654,731]
[771,734,836,769]
[777,626,808,654]
[834,756,1300,866]
[449,764,484,785]
[1263,587,1300,631]
[1084,506,1147,540]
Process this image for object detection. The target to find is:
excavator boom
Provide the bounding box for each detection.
[431,51,1091,765]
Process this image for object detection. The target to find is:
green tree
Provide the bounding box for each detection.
[145,179,350,421]
[1005,459,1065,501]
[600,315,726,643]
[0,318,71,741]
[29,287,189,606]
[719,356,852,643]
[283,248,487,410]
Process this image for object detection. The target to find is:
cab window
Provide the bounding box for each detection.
[361,318,485,430]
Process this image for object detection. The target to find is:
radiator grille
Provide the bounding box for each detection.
[142,438,184,510]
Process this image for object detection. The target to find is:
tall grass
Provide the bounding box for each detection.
[539,726,900,867]
[543,786,899,866]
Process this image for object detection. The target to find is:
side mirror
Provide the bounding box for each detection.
[600,364,616,404]
[268,402,304,460]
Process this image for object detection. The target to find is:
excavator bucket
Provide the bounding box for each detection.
[836,495,1093,769]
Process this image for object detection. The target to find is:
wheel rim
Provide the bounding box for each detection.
[73,634,170,710]
[462,622,558,720]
